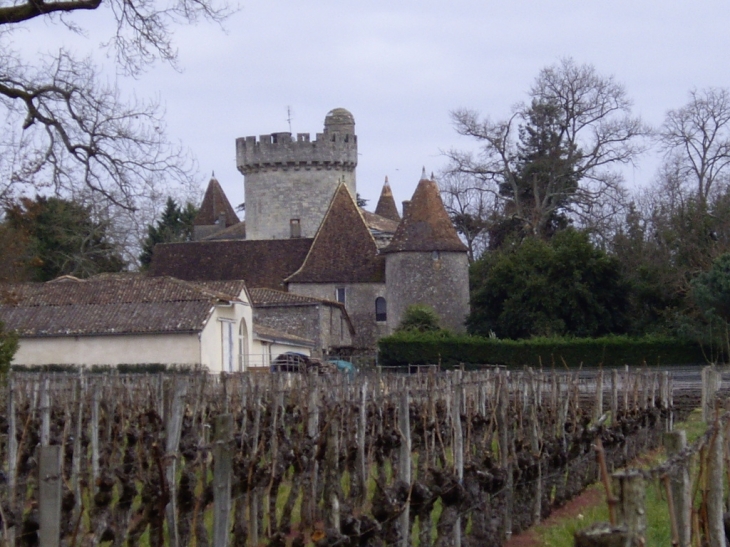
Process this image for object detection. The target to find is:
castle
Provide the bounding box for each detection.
[150,108,470,357]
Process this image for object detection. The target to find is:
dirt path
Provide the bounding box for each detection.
[504,487,605,547]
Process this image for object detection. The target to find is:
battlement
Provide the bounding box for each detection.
[236,131,357,175]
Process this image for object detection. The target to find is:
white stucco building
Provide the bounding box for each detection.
[0,274,311,372]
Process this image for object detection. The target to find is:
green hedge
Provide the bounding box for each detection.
[378,332,713,368]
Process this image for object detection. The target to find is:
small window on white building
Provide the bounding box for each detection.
[336,287,346,304]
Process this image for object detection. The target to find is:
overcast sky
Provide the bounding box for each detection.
[14,0,730,217]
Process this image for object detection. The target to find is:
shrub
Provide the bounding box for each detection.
[396,304,442,333]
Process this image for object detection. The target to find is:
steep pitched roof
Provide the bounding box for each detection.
[0,275,246,337]
[382,175,468,253]
[374,177,401,222]
[194,177,240,227]
[285,184,385,284]
[149,239,313,289]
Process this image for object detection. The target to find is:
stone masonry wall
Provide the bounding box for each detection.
[253,304,352,357]
[237,132,357,240]
[288,283,388,349]
[385,251,470,333]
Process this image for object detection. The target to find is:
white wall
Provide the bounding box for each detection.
[14,287,257,372]
[14,333,200,366]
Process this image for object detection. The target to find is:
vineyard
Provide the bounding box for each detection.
[0,368,691,546]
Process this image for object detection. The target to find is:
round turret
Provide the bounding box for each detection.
[324,108,355,134]
[384,175,470,333]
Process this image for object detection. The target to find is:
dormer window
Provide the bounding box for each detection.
[290,219,301,238]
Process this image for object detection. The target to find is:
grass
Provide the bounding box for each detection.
[533,409,707,546]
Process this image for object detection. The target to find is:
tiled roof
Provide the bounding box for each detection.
[383,176,468,254]
[194,177,240,227]
[250,288,337,307]
[360,209,399,234]
[0,275,246,337]
[252,324,315,347]
[149,239,313,290]
[374,178,401,222]
[286,184,385,284]
[202,221,246,240]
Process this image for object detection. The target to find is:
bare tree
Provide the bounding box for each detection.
[447,58,648,243]
[439,170,493,261]
[660,88,730,208]
[0,0,230,210]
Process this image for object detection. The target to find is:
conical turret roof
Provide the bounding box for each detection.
[374,177,401,222]
[382,174,467,253]
[194,177,240,227]
[286,184,384,283]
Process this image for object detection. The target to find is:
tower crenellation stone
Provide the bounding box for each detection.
[237,108,357,240]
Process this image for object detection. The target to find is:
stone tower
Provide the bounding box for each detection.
[236,108,357,240]
[383,172,470,333]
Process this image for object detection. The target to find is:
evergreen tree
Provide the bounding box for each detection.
[468,229,630,338]
[139,197,198,268]
[4,196,125,281]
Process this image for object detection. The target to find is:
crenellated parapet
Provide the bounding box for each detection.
[236,131,357,175]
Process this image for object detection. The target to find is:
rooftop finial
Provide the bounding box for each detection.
[421,167,427,180]
[384,175,389,184]
[212,170,216,179]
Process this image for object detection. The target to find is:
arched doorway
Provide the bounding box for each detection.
[238,318,249,371]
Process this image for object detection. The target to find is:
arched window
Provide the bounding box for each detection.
[375,297,387,322]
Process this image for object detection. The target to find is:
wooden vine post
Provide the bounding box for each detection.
[611,470,645,544]
[707,418,726,547]
[38,444,62,547]
[399,388,411,547]
[213,413,233,547]
[664,430,691,547]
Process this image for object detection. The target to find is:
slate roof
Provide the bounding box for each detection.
[382,176,468,253]
[374,178,401,222]
[194,177,240,227]
[252,324,315,347]
[202,221,246,241]
[149,239,313,289]
[0,275,247,337]
[286,184,385,284]
[360,209,399,234]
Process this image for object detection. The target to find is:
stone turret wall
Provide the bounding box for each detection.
[385,251,470,333]
[236,109,358,240]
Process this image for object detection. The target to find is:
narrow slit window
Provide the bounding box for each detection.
[336,287,346,304]
[375,297,387,322]
[290,218,301,238]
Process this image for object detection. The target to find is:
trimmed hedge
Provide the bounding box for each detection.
[378,332,713,368]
